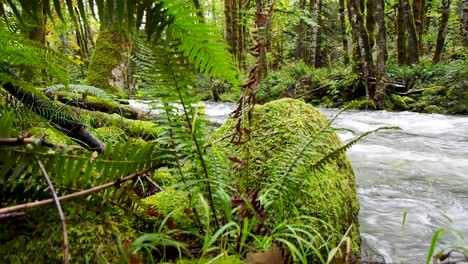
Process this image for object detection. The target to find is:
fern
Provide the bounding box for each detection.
[0,28,72,85]
[0,139,166,206]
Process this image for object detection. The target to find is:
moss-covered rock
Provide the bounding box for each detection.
[390,94,408,110]
[209,98,360,258]
[424,105,443,114]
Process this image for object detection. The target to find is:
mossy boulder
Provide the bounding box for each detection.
[424,105,443,114]
[209,98,360,258]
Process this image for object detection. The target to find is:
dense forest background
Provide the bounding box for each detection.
[0,0,467,263]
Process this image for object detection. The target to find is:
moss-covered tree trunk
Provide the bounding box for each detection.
[374,0,387,109]
[433,0,452,63]
[86,30,131,95]
[339,0,350,65]
[401,0,419,64]
[461,0,468,47]
[412,0,426,53]
[396,3,408,65]
[348,0,375,98]
[366,0,376,49]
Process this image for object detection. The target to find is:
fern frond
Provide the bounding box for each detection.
[164,0,238,87]
[0,28,72,85]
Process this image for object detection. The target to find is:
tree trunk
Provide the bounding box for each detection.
[374,0,387,109]
[400,0,419,64]
[461,0,468,47]
[309,0,320,66]
[433,0,452,63]
[297,0,307,59]
[366,0,376,49]
[348,0,375,98]
[339,0,350,65]
[412,0,426,53]
[396,3,408,65]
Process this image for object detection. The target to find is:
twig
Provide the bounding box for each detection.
[0,136,82,150]
[0,212,26,220]
[142,174,163,192]
[0,168,153,215]
[204,131,237,148]
[35,157,69,264]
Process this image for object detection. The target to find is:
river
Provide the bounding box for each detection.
[131,100,468,263]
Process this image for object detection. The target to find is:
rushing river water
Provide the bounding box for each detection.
[131,100,468,263]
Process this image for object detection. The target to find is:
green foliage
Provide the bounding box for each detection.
[0,28,72,85]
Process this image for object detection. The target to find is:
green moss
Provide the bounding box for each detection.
[421,86,448,96]
[142,188,194,230]
[30,127,73,144]
[87,30,130,95]
[390,94,409,110]
[84,110,164,140]
[424,105,443,114]
[209,98,360,258]
[0,199,142,263]
[94,125,127,143]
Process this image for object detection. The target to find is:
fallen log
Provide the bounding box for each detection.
[47,93,141,119]
[1,70,105,153]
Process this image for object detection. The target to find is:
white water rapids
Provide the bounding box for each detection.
[130,100,468,263]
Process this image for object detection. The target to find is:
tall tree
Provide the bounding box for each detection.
[396,3,408,64]
[400,0,419,64]
[297,0,308,59]
[412,0,426,53]
[374,0,387,109]
[339,0,350,64]
[348,0,374,98]
[433,0,452,63]
[366,0,376,48]
[309,0,320,66]
[461,0,468,47]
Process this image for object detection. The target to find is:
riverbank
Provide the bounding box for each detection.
[199,60,468,115]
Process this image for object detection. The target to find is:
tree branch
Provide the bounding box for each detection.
[0,136,82,150]
[35,157,69,264]
[0,167,154,215]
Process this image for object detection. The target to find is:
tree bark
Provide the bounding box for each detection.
[339,0,350,65]
[400,0,419,64]
[348,0,375,98]
[297,0,307,59]
[309,0,320,66]
[374,0,387,109]
[396,3,408,65]
[433,0,452,63]
[366,0,376,49]
[412,0,426,53]
[461,0,468,47]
